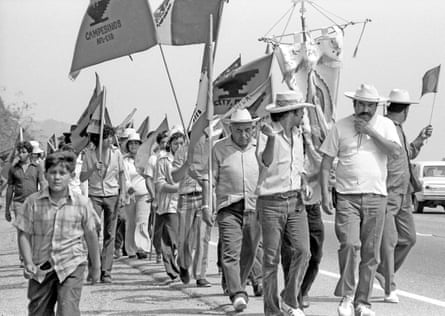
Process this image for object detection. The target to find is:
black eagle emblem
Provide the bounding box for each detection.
[215,69,259,99]
[87,0,110,27]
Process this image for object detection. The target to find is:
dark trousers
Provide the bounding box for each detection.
[115,214,126,255]
[217,200,261,301]
[89,195,119,277]
[152,213,163,255]
[27,264,85,316]
[299,203,324,300]
[160,213,180,278]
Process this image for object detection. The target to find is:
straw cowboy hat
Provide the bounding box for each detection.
[344,83,387,103]
[387,89,419,104]
[265,91,314,113]
[224,108,260,124]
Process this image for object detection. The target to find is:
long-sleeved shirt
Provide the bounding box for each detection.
[213,137,259,212]
[8,161,45,202]
[155,152,178,215]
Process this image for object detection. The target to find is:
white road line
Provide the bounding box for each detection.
[210,239,445,307]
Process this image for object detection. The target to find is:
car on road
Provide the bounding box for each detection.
[411,161,445,213]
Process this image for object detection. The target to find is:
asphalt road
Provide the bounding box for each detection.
[0,202,444,315]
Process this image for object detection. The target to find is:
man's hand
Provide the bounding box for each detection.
[23,263,37,279]
[419,125,433,140]
[89,266,100,284]
[201,206,213,227]
[118,194,126,208]
[302,183,313,201]
[354,117,373,136]
[5,208,11,222]
[260,123,277,137]
[321,196,334,215]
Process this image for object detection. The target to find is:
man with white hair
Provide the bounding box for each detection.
[256,91,314,316]
[320,84,401,316]
[376,89,433,303]
[213,108,261,312]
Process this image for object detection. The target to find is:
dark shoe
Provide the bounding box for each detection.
[196,279,211,287]
[128,255,137,259]
[302,295,310,308]
[113,249,123,259]
[101,275,112,283]
[167,273,179,281]
[136,252,148,259]
[253,282,263,297]
[179,267,190,284]
[156,254,162,263]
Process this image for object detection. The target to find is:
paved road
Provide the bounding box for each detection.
[1,201,445,315]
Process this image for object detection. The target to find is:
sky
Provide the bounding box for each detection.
[1,0,445,160]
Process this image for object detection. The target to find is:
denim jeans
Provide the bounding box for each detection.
[89,195,119,277]
[334,193,386,307]
[28,263,85,316]
[258,193,310,316]
[217,199,261,301]
[377,192,416,294]
[299,203,324,300]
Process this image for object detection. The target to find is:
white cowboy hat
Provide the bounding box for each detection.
[265,91,314,113]
[224,108,260,124]
[344,84,387,102]
[387,89,419,104]
[29,140,39,148]
[126,133,142,143]
[120,128,136,139]
[168,125,184,138]
[32,146,44,154]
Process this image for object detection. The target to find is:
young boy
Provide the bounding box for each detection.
[14,151,100,315]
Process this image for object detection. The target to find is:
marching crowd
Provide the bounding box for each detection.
[2,83,434,316]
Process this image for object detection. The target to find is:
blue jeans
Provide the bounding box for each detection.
[217,199,261,301]
[334,193,386,307]
[258,193,310,316]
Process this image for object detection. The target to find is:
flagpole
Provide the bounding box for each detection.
[98,87,106,162]
[207,14,214,225]
[158,44,188,138]
[428,93,437,125]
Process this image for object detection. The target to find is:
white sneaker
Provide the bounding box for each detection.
[280,298,305,316]
[384,291,399,304]
[337,296,354,316]
[233,296,247,312]
[355,304,376,316]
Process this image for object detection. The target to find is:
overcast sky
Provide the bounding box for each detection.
[1,0,445,160]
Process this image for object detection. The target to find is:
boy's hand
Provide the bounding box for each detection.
[23,263,37,279]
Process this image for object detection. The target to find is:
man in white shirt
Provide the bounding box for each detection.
[320,84,401,316]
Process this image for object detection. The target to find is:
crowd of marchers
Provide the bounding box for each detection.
[1,84,433,316]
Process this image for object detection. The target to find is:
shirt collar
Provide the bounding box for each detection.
[37,186,74,202]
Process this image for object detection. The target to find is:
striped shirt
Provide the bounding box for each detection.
[13,188,98,283]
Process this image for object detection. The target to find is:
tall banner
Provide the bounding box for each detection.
[274,26,343,146]
[69,0,158,79]
[213,53,273,115]
[154,0,223,46]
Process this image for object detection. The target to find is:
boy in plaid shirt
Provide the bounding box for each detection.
[14,151,100,315]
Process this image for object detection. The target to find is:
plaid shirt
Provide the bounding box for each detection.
[13,187,98,282]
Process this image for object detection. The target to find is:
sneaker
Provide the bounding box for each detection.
[280,297,305,316]
[384,291,399,304]
[196,279,211,287]
[301,295,310,308]
[136,252,148,259]
[233,296,247,312]
[252,282,263,297]
[337,296,354,316]
[355,304,375,316]
[113,249,123,259]
[179,267,190,284]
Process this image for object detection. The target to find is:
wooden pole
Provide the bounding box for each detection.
[158,44,188,138]
[428,93,437,125]
[98,87,106,162]
[207,15,214,221]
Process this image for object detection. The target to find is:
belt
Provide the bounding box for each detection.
[180,191,202,197]
[260,190,301,200]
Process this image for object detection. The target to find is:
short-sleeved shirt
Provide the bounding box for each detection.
[155,152,178,215]
[213,137,259,212]
[8,161,45,203]
[173,145,202,195]
[81,146,124,197]
[13,188,98,283]
[255,121,305,196]
[319,114,401,195]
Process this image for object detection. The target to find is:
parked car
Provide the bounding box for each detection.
[411,161,445,213]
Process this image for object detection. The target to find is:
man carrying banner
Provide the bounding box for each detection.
[80,125,126,283]
[320,84,401,316]
[256,91,313,316]
[376,89,433,304]
[213,109,261,311]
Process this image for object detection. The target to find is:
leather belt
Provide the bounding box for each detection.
[181,191,202,197]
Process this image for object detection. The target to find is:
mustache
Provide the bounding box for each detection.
[358,112,371,117]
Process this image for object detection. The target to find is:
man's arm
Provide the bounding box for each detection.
[17,230,37,279]
[5,185,14,221]
[409,125,433,160]
[355,118,400,157]
[84,227,100,283]
[320,154,335,215]
[259,124,277,167]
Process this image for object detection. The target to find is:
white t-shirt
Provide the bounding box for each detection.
[320,114,401,195]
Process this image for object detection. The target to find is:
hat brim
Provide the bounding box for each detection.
[265,102,315,113]
[223,117,260,124]
[344,91,387,103]
[387,99,419,105]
